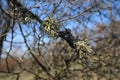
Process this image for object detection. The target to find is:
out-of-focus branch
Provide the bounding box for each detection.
[18,23,54,79]
[0,20,10,62]
[9,0,43,24]
[61,1,100,21]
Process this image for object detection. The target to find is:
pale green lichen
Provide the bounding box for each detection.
[74,39,92,53]
[42,17,60,37]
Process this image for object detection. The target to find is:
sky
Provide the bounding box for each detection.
[1,0,120,58]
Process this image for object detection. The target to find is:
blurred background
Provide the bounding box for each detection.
[0,0,120,80]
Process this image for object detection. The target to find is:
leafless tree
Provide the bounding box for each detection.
[0,0,120,80]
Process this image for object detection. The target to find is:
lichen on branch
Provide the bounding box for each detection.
[42,18,92,54]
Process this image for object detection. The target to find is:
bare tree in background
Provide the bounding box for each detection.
[0,0,120,80]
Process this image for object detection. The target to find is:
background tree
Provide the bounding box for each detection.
[0,0,120,80]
